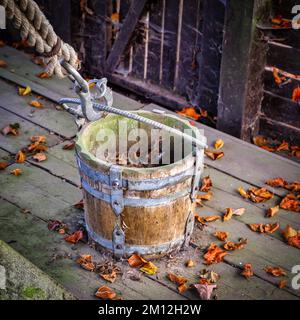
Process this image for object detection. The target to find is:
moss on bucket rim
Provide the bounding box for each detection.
[76,111,204,176]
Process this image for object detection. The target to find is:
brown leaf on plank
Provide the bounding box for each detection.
[223,208,233,221]
[266,177,287,188]
[63,141,75,150]
[282,225,300,249]
[15,150,26,163]
[64,230,83,244]
[32,152,47,162]
[176,107,201,120]
[205,149,224,161]
[29,100,43,108]
[223,239,247,251]
[30,135,46,143]
[100,271,117,283]
[292,87,300,102]
[276,141,289,152]
[214,231,229,241]
[214,139,224,150]
[1,123,20,136]
[0,162,9,170]
[264,266,287,277]
[168,272,188,293]
[199,269,220,284]
[185,259,194,268]
[0,59,7,68]
[196,192,213,203]
[27,142,48,152]
[200,176,212,192]
[128,253,147,268]
[193,283,217,300]
[284,182,300,192]
[10,168,22,176]
[76,254,95,271]
[238,187,249,199]
[249,187,273,203]
[280,194,300,212]
[95,286,117,300]
[18,86,31,96]
[260,145,276,152]
[248,222,280,234]
[278,280,287,289]
[253,135,267,147]
[73,199,84,209]
[241,263,253,280]
[37,72,51,79]
[266,205,279,218]
[203,243,227,265]
[272,67,285,84]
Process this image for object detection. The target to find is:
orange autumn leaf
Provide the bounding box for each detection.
[278,280,287,289]
[176,107,201,120]
[178,283,188,294]
[0,162,9,170]
[37,72,51,79]
[76,255,95,271]
[168,272,188,285]
[196,192,213,203]
[205,149,224,161]
[280,194,300,212]
[214,139,224,150]
[111,12,120,23]
[0,59,7,68]
[95,286,117,300]
[248,187,273,203]
[15,150,26,163]
[282,225,300,249]
[128,253,147,268]
[266,205,279,218]
[100,271,117,283]
[248,222,280,234]
[203,243,227,265]
[264,266,287,277]
[64,230,83,244]
[204,216,221,222]
[27,142,48,152]
[276,141,289,152]
[223,208,233,221]
[284,182,300,192]
[185,259,194,268]
[200,176,212,192]
[30,135,46,143]
[260,145,276,152]
[292,87,300,102]
[32,152,47,162]
[29,100,43,108]
[272,67,285,84]
[223,239,247,251]
[266,177,287,188]
[291,149,300,157]
[241,263,253,280]
[214,231,229,241]
[10,168,22,176]
[253,135,267,147]
[238,187,249,199]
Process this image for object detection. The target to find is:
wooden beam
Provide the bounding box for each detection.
[106,0,148,73]
[217,0,269,141]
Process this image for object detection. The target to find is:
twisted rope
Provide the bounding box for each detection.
[0,0,80,77]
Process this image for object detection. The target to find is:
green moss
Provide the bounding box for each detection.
[21,286,46,300]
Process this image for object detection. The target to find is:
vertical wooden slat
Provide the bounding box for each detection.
[217,0,269,140]
[195,0,225,115]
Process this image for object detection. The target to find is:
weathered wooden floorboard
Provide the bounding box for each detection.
[143,104,300,196]
[0,46,144,111]
[0,200,184,300]
[0,107,61,154]
[0,79,77,139]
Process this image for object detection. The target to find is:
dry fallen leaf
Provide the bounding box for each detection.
[0,162,9,170]
[284,182,300,192]
[280,194,300,212]
[273,67,285,84]
[0,59,7,68]
[15,150,26,163]
[27,141,48,153]
[18,86,32,96]
[276,141,289,152]
[282,225,300,249]
[238,187,249,199]
[10,168,22,176]
[73,199,84,210]
[95,286,117,300]
[233,208,246,216]
[241,263,253,280]
[223,208,233,221]
[199,269,220,284]
[128,253,147,268]
[214,139,224,150]
[200,176,212,192]
[176,107,201,120]
[30,135,46,143]
[248,222,280,234]
[205,149,224,161]
[63,141,75,150]
[223,239,247,251]
[249,187,273,203]
[186,259,194,268]
[266,177,287,188]
[64,230,84,244]
[32,152,47,162]
[264,266,287,277]
[260,145,276,152]
[193,283,217,300]
[196,192,213,204]
[292,87,300,102]
[139,261,158,275]
[253,135,267,147]
[203,243,227,265]
[168,272,188,292]
[76,255,95,271]
[37,72,51,79]
[278,280,287,289]
[266,205,279,218]
[1,123,20,136]
[100,271,117,283]
[29,100,43,108]
[214,231,229,241]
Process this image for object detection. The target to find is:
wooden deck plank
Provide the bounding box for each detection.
[0,79,77,139]
[0,200,184,300]
[0,46,144,111]
[0,108,61,154]
[142,104,300,197]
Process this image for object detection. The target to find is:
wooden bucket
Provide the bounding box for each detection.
[76,111,206,258]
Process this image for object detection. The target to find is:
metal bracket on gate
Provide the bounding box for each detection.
[109,165,124,216]
[112,224,125,259]
[183,210,194,248]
